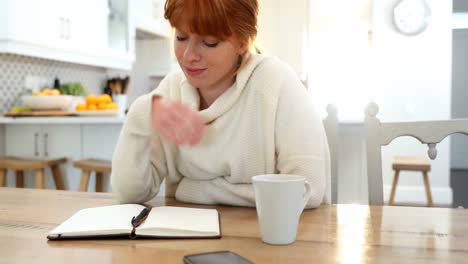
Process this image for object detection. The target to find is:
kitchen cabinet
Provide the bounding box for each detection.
[80,124,121,192]
[0,0,134,70]
[132,0,171,38]
[81,125,121,160]
[5,124,82,190]
[2,0,107,53]
[0,118,167,195]
[3,122,122,192]
[0,0,43,46]
[109,0,133,53]
[38,0,108,53]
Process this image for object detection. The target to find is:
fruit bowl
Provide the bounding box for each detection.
[22,95,73,110]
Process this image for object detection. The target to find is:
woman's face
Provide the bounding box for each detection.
[174,25,246,91]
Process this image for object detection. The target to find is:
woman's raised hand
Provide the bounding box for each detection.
[151,96,205,145]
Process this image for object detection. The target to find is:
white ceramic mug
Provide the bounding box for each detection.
[112,94,127,117]
[252,174,312,245]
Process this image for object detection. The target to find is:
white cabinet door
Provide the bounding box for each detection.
[82,124,122,192]
[1,0,132,69]
[82,124,122,160]
[67,0,108,53]
[5,124,46,189]
[4,0,44,45]
[37,0,71,50]
[38,0,109,53]
[5,124,82,190]
[109,0,130,52]
[5,124,41,159]
[42,125,81,159]
[42,125,82,191]
[132,0,170,37]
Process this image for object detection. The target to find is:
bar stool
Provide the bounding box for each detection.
[388,155,433,207]
[0,157,66,189]
[73,159,111,192]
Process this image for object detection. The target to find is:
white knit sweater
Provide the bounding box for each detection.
[111,54,330,208]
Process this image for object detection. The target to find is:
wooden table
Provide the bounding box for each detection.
[1,188,468,263]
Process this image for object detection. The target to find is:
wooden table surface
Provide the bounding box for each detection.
[1,187,468,263]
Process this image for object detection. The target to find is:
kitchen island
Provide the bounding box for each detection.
[0,116,126,192]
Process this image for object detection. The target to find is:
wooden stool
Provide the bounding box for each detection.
[389,156,433,207]
[73,159,111,192]
[0,157,66,189]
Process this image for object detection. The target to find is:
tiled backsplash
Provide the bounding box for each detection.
[0,54,107,112]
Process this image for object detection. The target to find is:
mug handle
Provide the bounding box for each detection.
[302,181,313,209]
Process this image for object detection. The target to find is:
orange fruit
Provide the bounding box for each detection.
[75,103,87,111]
[97,103,107,110]
[51,89,60,96]
[87,104,97,110]
[86,95,99,106]
[96,94,111,105]
[106,103,118,110]
[100,94,112,104]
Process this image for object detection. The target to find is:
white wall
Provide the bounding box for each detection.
[307,0,373,120]
[126,38,172,107]
[107,37,173,109]
[257,0,308,79]
[258,0,453,205]
[372,0,453,206]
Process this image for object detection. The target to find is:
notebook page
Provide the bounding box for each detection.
[49,204,145,236]
[139,206,219,236]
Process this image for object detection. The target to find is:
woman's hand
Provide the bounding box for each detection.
[151,96,205,145]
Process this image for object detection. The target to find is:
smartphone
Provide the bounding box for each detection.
[183,251,253,264]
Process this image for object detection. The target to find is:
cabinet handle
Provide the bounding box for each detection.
[34,133,39,157]
[44,133,49,157]
[65,18,70,40]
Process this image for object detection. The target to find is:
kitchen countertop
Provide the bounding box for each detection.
[0,116,126,124]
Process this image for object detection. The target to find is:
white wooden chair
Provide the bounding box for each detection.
[365,102,468,205]
[323,104,339,204]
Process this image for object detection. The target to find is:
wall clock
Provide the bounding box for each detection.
[393,0,431,36]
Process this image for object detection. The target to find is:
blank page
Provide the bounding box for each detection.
[138,206,219,236]
[49,204,145,236]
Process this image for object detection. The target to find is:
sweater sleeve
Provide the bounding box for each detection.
[111,81,169,204]
[275,66,328,208]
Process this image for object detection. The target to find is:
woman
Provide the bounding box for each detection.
[111,0,330,208]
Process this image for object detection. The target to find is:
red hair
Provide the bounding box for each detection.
[164,0,258,49]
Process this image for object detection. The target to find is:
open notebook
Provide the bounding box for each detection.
[47,204,221,240]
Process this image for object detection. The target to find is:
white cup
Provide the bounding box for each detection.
[112,95,127,117]
[252,174,312,245]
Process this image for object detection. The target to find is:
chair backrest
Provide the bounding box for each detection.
[365,102,468,205]
[323,104,339,204]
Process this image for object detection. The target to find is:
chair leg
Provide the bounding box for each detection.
[79,171,91,192]
[422,171,433,207]
[35,169,45,189]
[15,170,24,188]
[50,165,65,190]
[388,170,400,206]
[0,169,6,187]
[95,172,103,192]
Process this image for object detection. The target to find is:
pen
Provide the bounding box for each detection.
[131,207,152,228]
